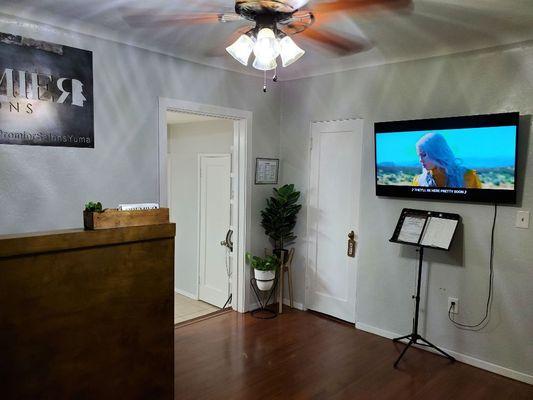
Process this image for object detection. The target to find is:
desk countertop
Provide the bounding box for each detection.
[0,223,176,258]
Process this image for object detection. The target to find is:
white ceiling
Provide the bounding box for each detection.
[1,0,533,80]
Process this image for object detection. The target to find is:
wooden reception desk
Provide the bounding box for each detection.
[0,224,175,399]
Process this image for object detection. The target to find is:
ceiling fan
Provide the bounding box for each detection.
[124,0,412,89]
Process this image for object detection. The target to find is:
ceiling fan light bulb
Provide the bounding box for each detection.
[253,28,281,61]
[252,56,277,71]
[226,34,255,66]
[280,36,305,67]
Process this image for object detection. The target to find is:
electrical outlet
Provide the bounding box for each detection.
[448,297,459,314]
[515,211,530,229]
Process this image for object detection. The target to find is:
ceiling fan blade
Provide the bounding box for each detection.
[278,10,315,34]
[236,0,310,14]
[311,0,412,14]
[123,11,242,28]
[285,0,311,8]
[299,27,371,55]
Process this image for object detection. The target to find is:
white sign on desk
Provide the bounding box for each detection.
[255,158,279,184]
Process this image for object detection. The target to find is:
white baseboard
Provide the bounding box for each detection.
[247,299,305,312]
[355,322,398,340]
[355,322,533,385]
[174,288,197,300]
[283,298,305,311]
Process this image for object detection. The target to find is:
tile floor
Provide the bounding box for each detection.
[174,292,219,324]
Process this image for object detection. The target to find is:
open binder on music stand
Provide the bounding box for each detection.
[389,208,461,367]
[390,208,460,250]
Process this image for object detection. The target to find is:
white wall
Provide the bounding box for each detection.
[279,44,533,379]
[167,120,233,297]
[0,13,280,267]
[0,14,282,313]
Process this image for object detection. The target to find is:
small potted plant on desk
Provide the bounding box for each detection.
[246,253,279,291]
[83,201,103,229]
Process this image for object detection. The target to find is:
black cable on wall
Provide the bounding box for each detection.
[448,203,497,331]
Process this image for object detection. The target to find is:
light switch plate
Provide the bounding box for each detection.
[515,211,530,229]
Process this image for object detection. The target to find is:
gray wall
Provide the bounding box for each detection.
[167,120,233,297]
[279,44,533,376]
[0,13,281,274]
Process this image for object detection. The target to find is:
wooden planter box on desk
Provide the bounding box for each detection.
[84,208,169,230]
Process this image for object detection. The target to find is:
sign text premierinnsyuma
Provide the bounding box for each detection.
[0,68,87,113]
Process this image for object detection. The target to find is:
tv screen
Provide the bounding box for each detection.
[375,112,518,203]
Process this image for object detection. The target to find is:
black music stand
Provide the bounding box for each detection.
[390,208,460,368]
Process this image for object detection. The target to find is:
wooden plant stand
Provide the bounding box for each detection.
[278,248,295,314]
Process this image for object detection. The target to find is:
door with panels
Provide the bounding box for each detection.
[198,154,232,308]
[306,119,363,323]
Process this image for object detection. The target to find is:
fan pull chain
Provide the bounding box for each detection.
[273,67,278,82]
[263,70,267,93]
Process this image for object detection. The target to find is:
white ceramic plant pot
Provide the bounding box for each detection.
[254,269,275,291]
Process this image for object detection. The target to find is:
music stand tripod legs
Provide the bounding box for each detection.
[393,247,455,368]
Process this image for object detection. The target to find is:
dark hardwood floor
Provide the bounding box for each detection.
[174,308,533,400]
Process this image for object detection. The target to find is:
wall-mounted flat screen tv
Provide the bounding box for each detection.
[375,112,518,203]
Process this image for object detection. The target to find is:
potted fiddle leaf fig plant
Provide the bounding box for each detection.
[246,253,279,291]
[260,184,302,258]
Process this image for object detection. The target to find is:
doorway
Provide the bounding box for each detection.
[305,119,364,323]
[167,116,232,321]
[159,98,252,320]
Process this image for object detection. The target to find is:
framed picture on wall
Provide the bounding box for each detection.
[255,158,279,184]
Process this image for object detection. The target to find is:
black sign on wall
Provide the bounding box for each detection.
[0,33,94,148]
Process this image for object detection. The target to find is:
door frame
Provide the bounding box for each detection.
[197,153,232,305]
[304,118,364,324]
[158,97,252,313]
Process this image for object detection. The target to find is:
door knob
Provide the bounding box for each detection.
[347,230,356,258]
[221,229,234,252]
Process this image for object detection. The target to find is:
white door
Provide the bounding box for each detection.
[306,119,363,323]
[198,154,232,307]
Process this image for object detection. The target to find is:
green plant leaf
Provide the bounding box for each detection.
[260,184,302,249]
[245,252,279,271]
[84,201,103,212]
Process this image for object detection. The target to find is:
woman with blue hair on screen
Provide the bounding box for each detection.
[412,132,482,188]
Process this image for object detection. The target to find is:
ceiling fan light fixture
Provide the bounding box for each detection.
[226,34,255,66]
[279,36,305,67]
[253,28,281,61]
[252,56,277,71]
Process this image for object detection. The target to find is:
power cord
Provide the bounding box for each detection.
[448,203,497,331]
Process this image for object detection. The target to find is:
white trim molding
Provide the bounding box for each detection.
[174,289,197,301]
[355,322,533,385]
[248,300,305,312]
[159,98,252,314]
[283,298,305,311]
